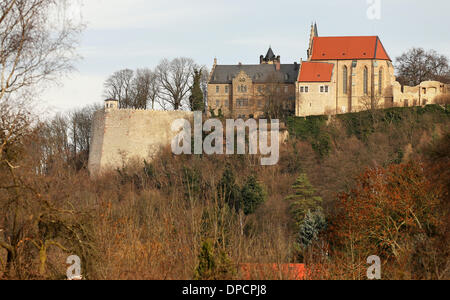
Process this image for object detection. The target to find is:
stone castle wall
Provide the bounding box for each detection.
[88,108,193,176]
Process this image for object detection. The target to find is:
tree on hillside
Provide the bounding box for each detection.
[68,104,102,170]
[298,209,327,249]
[240,176,266,216]
[104,68,160,110]
[103,69,135,108]
[285,173,323,228]
[395,48,450,86]
[329,163,445,279]
[0,0,82,103]
[131,68,159,110]
[0,1,94,278]
[156,57,197,110]
[194,239,234,280]
[262,74,295,121]
[189,69,205,112]
[358,94,384,111]
[217,165,241,212]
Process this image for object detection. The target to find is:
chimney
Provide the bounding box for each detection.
[276,61,281,71]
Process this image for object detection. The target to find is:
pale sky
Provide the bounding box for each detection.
[41,0,450,115]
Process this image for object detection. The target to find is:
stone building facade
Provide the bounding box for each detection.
[88,100,193,175]
[208,48,300,119]
[296,24,449,117]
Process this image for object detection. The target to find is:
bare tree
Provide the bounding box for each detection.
[103,69,134,109]
[156,57,197,110]
[0,1,86,277]
[262,74,295,120]
[358,94,383,111]
[396,48,450,86]
[0,0,82,102]
[68,103,101,170]
[131,68,159,110]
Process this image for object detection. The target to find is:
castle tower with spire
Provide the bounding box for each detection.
[260,47,281,65]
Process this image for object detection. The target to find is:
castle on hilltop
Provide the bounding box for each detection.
[88,24,449,175]
[208,23,449,118]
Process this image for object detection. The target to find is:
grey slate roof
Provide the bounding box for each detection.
[209,63,300,84]
[265,47,276,60]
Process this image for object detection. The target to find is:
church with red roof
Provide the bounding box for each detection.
[208,23,449,119]
[296,23,398,116]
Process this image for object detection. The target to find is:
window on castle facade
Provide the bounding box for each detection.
[258,100,264,108]
[225,86,229,93]
[216,86,220,93]
[320,85,329,93]
[258,86,263,94]
[300,86,309,93]
[236,99,249,107]
[363,67,369,95]
[239,85,247,93]
[343,66,348,94]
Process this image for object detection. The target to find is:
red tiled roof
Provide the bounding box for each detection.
[298,62,334,82]
[311,36,391,61]
[240,264,306,280]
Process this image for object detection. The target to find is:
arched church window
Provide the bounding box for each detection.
[343,66,348,94]
[363,67,369,95]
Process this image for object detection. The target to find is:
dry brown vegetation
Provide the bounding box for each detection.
[1,103,449,280]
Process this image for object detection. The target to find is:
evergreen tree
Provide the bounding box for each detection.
[189,69,205,112]
[241,176,266,215]
[217,165,241,211]
[298,209,327,249]
[285,173,323,227]
[194,239,234,280]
